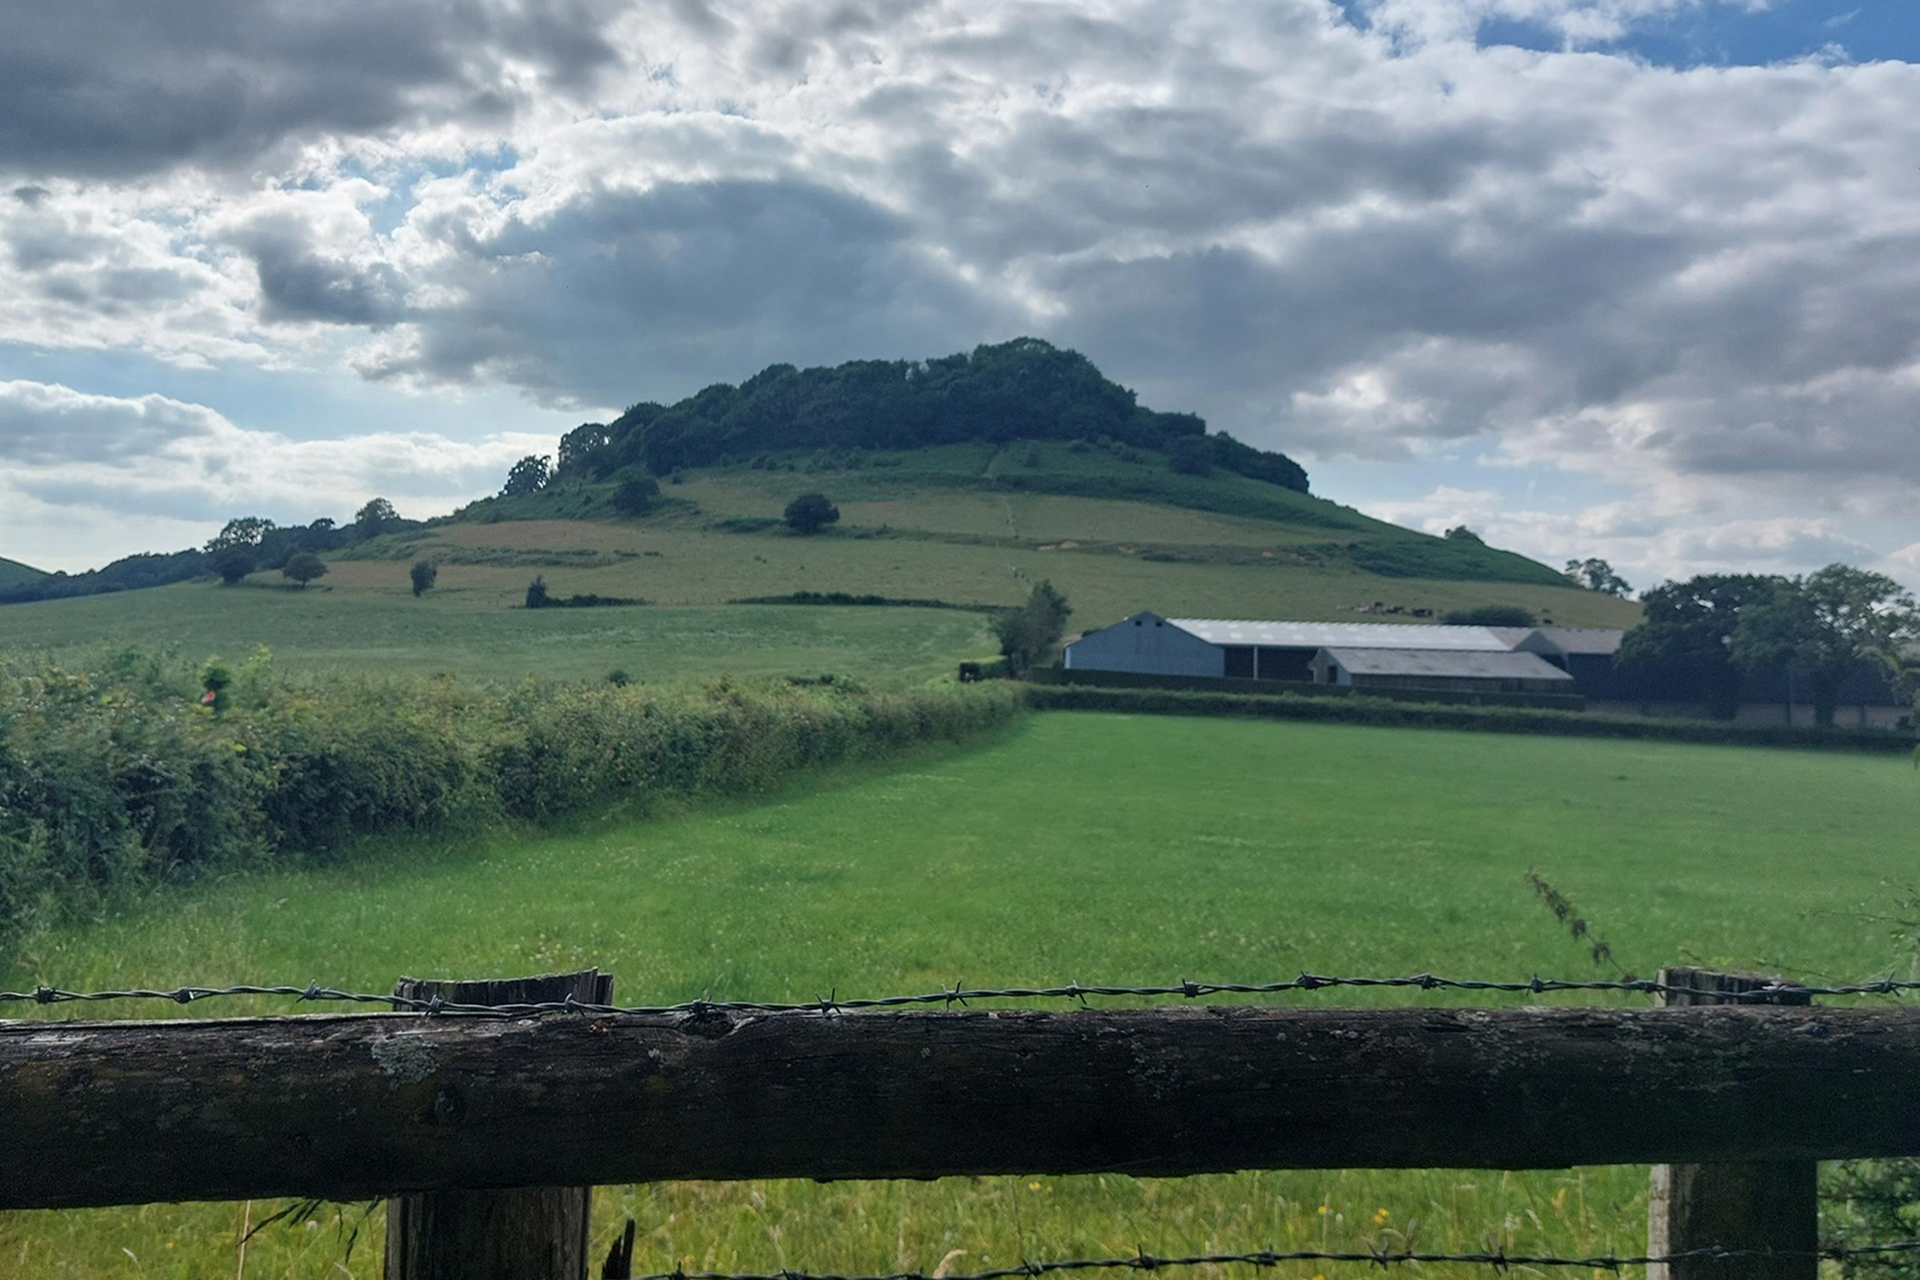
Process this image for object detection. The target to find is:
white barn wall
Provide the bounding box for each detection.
[1065,612,1225,677]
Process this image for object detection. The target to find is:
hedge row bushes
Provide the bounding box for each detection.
[1026,684,1917,752]
[0,651,1023,952]
[1029,665,1587,711]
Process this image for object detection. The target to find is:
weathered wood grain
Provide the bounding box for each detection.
[3,1003,1918,1210]
[384,970,612,1280]
[1647,968,1816,1280]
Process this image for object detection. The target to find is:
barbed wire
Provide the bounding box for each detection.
[4,970,1918,1019]
[621,1240,1920,1279]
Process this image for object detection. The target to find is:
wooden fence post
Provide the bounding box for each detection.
[1647,966,1815,1280]
[384,969,613,1280]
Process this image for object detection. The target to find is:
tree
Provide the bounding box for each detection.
[993,580,1073,675]
[525,575,550,609]
[212,548,255,586]
[501,454,551,498]
[1564,558,1632,597]
[1616,573,1781,718]
[784,492,840,535]
[1729,565,1919,727]
[205,516,276,554]
[409,560,438,597]
[611,475,661,516]
[558,423,613,477]
[1167,435,1213,476]
[355,498,398,535]
[1443,526,1484,543]
[280,552,327,589]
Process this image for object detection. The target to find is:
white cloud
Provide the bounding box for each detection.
[0,0,1917,579]
[1372,481,1889,591]
[0,380,551,569]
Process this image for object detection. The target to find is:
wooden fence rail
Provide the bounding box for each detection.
[4,966,1912,1279]
[5,995,1919,1209]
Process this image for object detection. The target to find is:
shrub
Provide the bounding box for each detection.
[0,654,1026,955]
[1024,684,1915,751]
[1168,435,1213,476]
[410,560,438,597]
[784,492,840,535]
[612,476,661,516]
[525,588,645,609]
[525,575,549,609]
[1442,604,1536,627]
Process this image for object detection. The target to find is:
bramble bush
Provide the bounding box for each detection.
[0,651,1023,953]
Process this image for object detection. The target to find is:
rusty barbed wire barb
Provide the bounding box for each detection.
[7,971,1919,1017]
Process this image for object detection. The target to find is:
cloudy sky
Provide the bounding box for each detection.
[2,0,1916,590]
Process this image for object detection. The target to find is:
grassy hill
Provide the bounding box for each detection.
[0,556,46,590]
[0,441,1637,680]
[417,437,1639,627]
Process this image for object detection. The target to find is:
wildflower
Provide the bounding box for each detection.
[1373,1208,1389,1225]
[1318,1205,1329,1215]
[1029,1182,1041,1191]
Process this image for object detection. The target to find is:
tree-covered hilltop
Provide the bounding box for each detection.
[553,338,1311,493]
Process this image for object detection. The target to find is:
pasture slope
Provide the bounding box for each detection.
[6,712,1914,1279]
[0,441,1635,681]
[0,555,45,590]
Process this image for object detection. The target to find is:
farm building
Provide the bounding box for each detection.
[1063,612,1590,695]
[1311,647,1573,694]
[1062,611,1914,725]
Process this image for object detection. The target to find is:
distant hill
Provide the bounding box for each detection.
[460,436,1573,590]
[550,338,1311,493]
[0,340,1640,678]
[454,338,1580,590]
[0,556,46,590]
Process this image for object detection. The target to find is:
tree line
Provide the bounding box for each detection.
[501,337,1309,496]
[0,498,420,606]
[1618,564,1917,725]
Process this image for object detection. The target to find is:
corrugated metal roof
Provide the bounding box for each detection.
[1321,647,1575,680]
[1531,627,1626,656]
[1166,618,1516,651]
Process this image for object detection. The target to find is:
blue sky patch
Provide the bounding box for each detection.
[1478,1,1917,66]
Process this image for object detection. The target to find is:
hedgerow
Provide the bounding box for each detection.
[0,652,1023,952]
[1026,684,1916,752]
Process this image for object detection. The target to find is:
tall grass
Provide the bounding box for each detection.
[0,649,1022,953]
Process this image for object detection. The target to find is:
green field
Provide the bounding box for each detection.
[0,442,1638,682]
[6,712,1913,1279]
[0,586,993,685]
